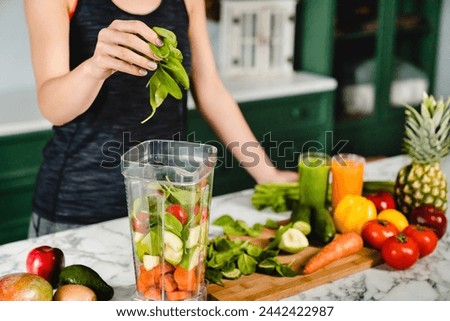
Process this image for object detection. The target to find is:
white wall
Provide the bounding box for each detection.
[0,0,42,126]
[435,0,450,98]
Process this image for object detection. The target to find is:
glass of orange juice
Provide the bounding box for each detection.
[331,153,365,211]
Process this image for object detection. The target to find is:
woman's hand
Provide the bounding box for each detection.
[87,20,164,80]
[256,168,299,184]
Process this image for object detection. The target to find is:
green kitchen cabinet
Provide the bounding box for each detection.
[187,91,334,196]
[0,130,52,245]
[296,0,442,157]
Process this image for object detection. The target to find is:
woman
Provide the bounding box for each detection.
[24,0,298,236]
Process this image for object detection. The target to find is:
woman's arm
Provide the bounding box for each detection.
[23,0,162,126]
[185,0,298,184]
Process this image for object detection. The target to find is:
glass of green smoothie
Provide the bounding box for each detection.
[298,152,331,208]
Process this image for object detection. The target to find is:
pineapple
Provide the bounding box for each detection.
[395,93,450,216]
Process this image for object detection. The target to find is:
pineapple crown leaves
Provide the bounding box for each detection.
[403,92,450,164]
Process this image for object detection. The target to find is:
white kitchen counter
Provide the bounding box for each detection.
[0,72,336,137]
[0,155,449,301]
[187,71,337,108]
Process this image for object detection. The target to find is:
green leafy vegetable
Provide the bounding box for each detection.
[142,26,190,123]
[205,235,297,286]
[251,182,299,212]
[264,219,280,229]
[212,214,264,237]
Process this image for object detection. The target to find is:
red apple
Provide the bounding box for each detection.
[409,205,447,239]
[26,245,65,288]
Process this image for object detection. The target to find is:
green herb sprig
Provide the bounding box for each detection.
[142,27,190,123]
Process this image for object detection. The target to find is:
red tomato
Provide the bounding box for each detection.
[381,234,420,270]
[403,224,438,257]
[166,204,188,225]
[364,190,396,213]
[194,204,209,223]
[131,211,150,233]
[361,219,399,250]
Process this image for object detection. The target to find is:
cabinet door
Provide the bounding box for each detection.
[0,131,52,244]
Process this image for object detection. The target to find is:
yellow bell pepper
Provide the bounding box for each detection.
[377,209,409,232]
[333,195,377,234]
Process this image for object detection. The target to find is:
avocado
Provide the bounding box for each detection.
[58,264,114,301]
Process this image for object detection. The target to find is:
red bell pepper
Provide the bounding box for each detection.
[364,190,396,213]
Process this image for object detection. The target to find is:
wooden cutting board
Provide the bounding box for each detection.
[207,227,382,301]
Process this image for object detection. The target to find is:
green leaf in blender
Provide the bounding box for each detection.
[179,246,200,270]
[163,212,183,238]
[136,230,162,262]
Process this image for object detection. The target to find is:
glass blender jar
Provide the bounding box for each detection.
[121,140,217,301]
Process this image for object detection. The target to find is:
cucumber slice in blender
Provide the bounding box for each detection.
[143,255,160,271]
[185,225,201,248]
[163,231,183,252]
[164,246,183,266]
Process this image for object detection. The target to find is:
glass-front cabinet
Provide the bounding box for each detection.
[297,0,442,156]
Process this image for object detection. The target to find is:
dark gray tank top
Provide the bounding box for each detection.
[32,0,191,224]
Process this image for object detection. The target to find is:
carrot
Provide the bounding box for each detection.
[173,266,198,292]
[163,273,178,292]
[144,287,162,300]
[139,265,162,288]
[137,276,147,293]
[303,232,363,274]
[160,262,175,274]
[166,290,193,301]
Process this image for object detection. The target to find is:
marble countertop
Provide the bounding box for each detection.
[1,155,449,301]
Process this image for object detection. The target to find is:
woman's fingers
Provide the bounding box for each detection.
[109,19,164,50]
[92,20,165,77]
[97,44,157,76]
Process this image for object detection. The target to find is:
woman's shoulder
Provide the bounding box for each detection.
[183,0,205,16]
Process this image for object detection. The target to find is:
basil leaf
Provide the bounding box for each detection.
[265,219,280,229]
[149,42,170,59]
[237,253,257,275]
[161,57,190,90]
[158,67,182,100]
[222,225,247,236]
[213,215,235,227]
[169,45,183,60]
[142,27,189,123]
[205,269,224,286]
[153,26,178,46]
[275,264,297,277]
[244,243,263,258]
[257,257,279,274]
